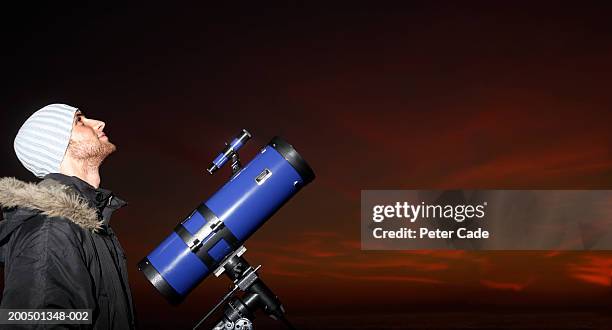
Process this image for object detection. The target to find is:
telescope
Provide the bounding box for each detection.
[138,129,314,329]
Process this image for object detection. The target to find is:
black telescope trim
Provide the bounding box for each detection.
[174,223,240,270]
[268,136,315,184]
[137,258,183,305]
[174,204,240,270]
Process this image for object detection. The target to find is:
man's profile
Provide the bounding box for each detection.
[0,104,135,329]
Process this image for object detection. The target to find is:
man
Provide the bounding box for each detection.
[0,104,136,329]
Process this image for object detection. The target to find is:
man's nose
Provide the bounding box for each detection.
[92,119,106,131]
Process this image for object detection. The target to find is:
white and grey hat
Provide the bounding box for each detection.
[13,104,79,178]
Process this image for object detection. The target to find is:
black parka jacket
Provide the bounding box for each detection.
[0,174,136,329]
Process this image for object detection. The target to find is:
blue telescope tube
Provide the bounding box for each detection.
[138,136,314,304]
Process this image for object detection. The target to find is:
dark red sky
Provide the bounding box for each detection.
[1,2,612,328]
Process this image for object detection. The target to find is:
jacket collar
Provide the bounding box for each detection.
[43,174,116,210]
[0,175,127,232]
[41,173,127,231]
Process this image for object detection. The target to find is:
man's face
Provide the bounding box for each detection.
[66,111,116,162]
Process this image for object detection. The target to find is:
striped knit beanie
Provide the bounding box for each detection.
[13,104,79,178]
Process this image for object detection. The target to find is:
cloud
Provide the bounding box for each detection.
[567,255,612,287]
[480,279,533,291]
[322,272,445,284]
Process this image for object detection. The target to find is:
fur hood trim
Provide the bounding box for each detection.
[0,177,102,231]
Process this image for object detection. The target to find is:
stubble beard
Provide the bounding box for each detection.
[67,139,117,165]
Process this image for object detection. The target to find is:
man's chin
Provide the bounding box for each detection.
[104,141,117,155]
[96,140,117,160]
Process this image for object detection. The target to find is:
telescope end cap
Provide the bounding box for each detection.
[137,257,185,306]
[268,136,315,185]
